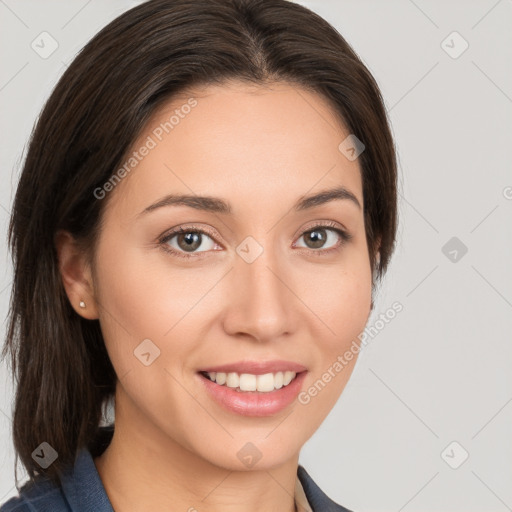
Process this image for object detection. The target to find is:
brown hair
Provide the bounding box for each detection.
[2,0,398,489]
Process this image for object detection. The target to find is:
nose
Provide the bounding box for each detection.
[221,241,297,343]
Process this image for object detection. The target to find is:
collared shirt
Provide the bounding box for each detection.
[0,428,352,512]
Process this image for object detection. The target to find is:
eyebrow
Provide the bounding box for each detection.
[138,185,361,218]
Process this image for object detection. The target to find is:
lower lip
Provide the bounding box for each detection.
[197,371,308,417]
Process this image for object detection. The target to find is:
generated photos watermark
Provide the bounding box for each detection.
[93,97,198,200]
[298,301,403,405]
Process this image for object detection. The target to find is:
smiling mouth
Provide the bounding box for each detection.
[198,370,304,393]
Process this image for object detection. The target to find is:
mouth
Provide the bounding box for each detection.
[196,369,309,417]
[197,370,306,393]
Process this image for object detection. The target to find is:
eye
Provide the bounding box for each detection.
[294,221,352,255]
[159,226,218,259]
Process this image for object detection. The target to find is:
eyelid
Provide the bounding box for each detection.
[296,219,350,238]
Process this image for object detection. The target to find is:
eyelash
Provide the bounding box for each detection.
[158,221,353,260]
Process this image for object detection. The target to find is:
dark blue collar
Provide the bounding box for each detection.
[60,447,115,511]
[297,465,353,512]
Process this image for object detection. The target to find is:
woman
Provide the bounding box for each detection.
[0,0,397,510]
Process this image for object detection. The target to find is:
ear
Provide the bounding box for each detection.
[54,230,99,320]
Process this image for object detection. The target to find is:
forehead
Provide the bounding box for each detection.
[105,80,363,219]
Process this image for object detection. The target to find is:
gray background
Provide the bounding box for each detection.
[1,1,511,510]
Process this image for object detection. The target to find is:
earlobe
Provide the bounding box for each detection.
[54,230,99,320]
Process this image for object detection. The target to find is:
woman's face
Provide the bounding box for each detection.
[89,80,373,471]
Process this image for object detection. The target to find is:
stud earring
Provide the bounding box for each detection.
[79,300,86,308]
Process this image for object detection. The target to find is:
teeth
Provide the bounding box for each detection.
[239,373,257,391]
[226,372,239,388]
[258,372,279,392]
[283,371,295,386]
[213,371,224,385]
[273,371,284,390]
[204,371,298,392]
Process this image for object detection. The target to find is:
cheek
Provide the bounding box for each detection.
[91,239,170,365]
[326,276,371,342]
[294,264,371,423]
[94,238,178,330]
[92,242,197,414]
[299,257,372,345]
[92,237,214,374]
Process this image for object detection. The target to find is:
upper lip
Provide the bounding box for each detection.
[198,360,307,375]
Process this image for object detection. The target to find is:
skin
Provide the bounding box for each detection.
[56,80,377,512]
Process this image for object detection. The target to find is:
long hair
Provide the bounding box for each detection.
[2,0,398,489]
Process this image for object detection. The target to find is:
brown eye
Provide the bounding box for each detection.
[302,228,330,249]
[296,225,351,251]
[161,227,217,257]
[175,231,202,252]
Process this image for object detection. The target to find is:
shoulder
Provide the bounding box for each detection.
[297,464,355,512]
[0,477,69,512]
